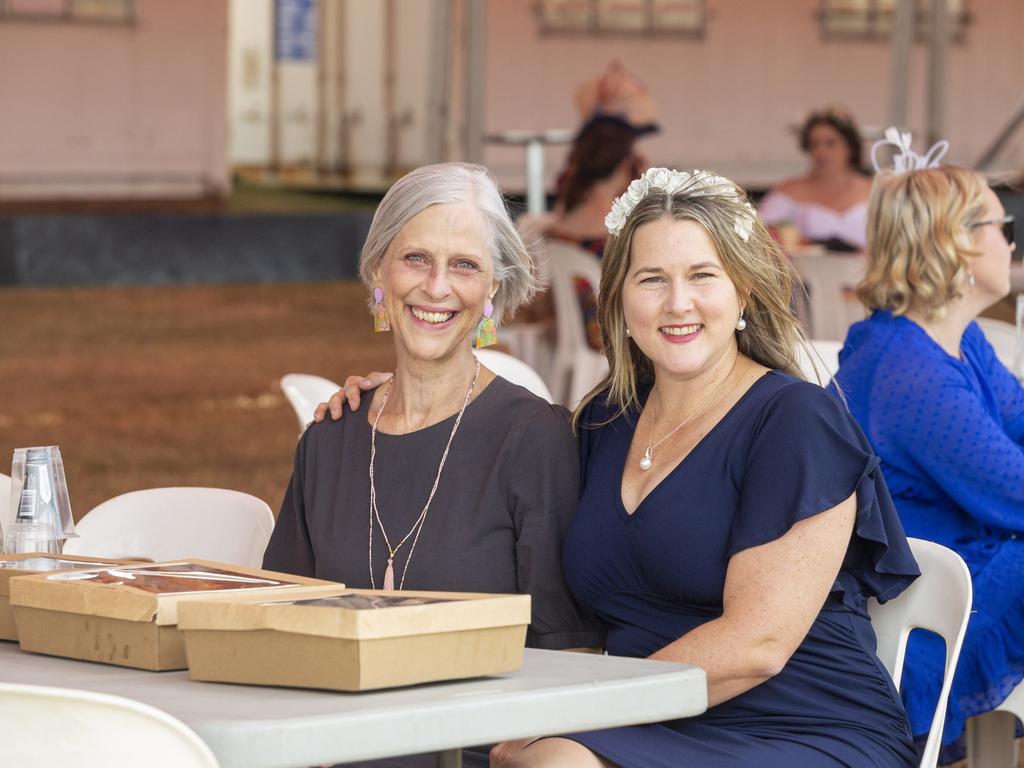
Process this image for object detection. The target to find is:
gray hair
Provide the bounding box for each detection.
[358,162,536,323]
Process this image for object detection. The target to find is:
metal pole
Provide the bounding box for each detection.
[462,0,487,163]
[889,0,914,130]
[269,0,281,171]
[526,138,545,214]
[436,748,463,768]
[315,0,328,173]
[926,0,948,147]
[425,0,454,164]
[335,0,349,174]
[384,0,398,174]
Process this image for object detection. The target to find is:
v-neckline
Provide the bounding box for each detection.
[616,372,773,519]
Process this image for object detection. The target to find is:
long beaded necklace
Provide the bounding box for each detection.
[368,360,480,590]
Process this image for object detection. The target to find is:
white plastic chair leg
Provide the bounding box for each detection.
[966,710,1017,768]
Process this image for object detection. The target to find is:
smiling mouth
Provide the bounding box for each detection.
[409,306,456,325]
[660,323,703,337]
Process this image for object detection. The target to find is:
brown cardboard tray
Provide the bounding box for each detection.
[178,587,531,691]
[10,559,339,670]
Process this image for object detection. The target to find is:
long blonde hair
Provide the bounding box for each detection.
[573,182,806,428]
[858,166,987,320]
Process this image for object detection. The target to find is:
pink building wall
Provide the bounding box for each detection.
[483,0,1024,191]
[0,0,229,200]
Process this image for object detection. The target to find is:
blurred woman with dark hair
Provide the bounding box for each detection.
[760,106,872,252]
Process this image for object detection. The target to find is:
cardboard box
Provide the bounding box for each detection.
[178,587,531,691]
[10,560,339,670]
[0,553,136,642]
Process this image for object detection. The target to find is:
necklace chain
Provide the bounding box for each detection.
[642,357,740,470]
[368,360,480,590]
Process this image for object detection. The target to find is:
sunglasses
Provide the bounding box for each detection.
[970,214,1015,249]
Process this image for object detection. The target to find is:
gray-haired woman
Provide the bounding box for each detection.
[263,162,601,652]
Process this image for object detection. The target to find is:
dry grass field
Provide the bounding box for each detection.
[0,281,395,518]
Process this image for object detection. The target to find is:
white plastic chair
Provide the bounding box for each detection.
[62,487,274,567]
[546,240,609,407]
[788,251,867,341]
[474,348,554,403]
[796,339,844,385]
[0,472,11,540]
[975,317,1018,373]
[281,373,342,433]
[0,682,220,767]
[867,537,973,768]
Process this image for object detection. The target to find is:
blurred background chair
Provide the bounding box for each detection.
[867,537,972,768]
[788,251,867,341]
[281,373,342,433]
[474,348,553,403]
[0,682,220,768]
[63,487,274,566]
[547,241,609,407]
[975,317,1018,373]
[796,339,844,385]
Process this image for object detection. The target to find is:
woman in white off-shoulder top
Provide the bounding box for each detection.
[760,107,873,252]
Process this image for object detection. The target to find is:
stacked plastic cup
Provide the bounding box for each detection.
[3,447,77,555]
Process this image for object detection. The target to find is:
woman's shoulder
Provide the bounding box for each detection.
[746,371,852,434]
[479,376,572,429]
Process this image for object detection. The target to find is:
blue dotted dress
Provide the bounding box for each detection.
[833,310,1024,751]
[562,372,920,767]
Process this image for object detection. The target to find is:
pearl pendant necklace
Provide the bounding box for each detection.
[639,448,653,471]
[640,358,741,472]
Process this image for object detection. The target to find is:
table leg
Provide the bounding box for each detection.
[436,748,463,768]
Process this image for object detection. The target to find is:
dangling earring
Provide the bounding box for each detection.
[967,271,976,288]
[372,287,390,332]
[475,301,497,348]
[736,312,747,331]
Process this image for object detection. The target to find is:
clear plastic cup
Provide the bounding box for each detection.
[4,446,76,555]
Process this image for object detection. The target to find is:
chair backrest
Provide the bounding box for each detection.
[0,682,220,768]
[546,240,608,405]
[474,348,554,403]
[0,472,11,539]
[62,487,274,567]
[975,317,1017,372]
[796,339,844,385]
[867,537,972,768]
[788,252,867,340]
[280,373,342,433]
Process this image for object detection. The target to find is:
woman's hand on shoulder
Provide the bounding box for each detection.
[312,371,394,422]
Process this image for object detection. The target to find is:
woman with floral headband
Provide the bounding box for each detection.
[833,130,1021,762]
[328,168,921,767]
[760,107,872,252]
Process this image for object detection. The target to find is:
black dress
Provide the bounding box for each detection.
[264,376,603,650]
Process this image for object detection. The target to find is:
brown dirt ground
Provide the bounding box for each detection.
[0,281,395,519]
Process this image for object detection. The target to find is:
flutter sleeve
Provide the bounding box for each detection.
[262,429,317,577]
[729,381,919,605]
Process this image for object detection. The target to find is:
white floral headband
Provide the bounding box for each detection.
[870,126,949,173]
[604,167,756,241]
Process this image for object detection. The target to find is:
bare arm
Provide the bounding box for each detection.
[650,494,856,707]
[311,371,393,422]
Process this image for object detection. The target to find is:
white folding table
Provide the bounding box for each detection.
[0,643,706,768]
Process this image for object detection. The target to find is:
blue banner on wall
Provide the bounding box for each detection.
[275,0,317,62]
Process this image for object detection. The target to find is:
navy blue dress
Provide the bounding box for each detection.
[562,372,921,767]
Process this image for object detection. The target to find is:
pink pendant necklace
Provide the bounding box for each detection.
[368,360,480,590]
